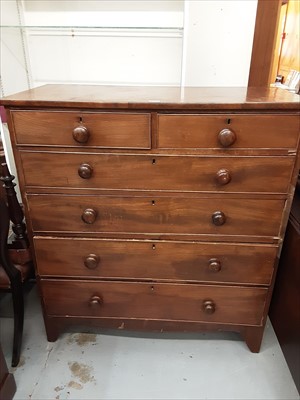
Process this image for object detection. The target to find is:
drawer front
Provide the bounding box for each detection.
[12,111,151,149]
[157,114,299,149]
[34,237,277,285]
[28,195,284,237]
[41,280,268,326]
[21,152,293,194]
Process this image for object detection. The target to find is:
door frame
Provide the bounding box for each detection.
[248,0,282,86]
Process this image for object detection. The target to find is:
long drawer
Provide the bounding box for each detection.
[27,194,284,237]
[34,237,276,285]
[11,111,151,149]
[157,114,300,149]
[20,152,294,193]
[41,280,268,326]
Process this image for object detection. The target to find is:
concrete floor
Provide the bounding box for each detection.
[0,286,299,400]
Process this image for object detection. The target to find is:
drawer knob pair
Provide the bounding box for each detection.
[81,208,226,226]
[212,211,226,226]
[218,128,236,147]
[84,254,100,269]
[203,300,216,314]
[73,126,90,143]
[90,297,215,314]
[82,208,97,224]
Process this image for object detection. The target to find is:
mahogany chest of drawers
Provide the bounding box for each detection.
[1,85,299,352]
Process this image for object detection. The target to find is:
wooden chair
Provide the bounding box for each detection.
[0,157,34,367]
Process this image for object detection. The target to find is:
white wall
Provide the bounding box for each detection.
[0,1,28,195]
[23,0,184,27]
[182,0,257,86]
[0,0,257,94]
[27,30,183,86]
[1,0,184,90]
[0,0,30,96]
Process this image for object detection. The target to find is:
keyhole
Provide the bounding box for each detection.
[151,286,154,291]
[152,244,156,250]
[152,200,155,206]
[152,159,156,164]
[227,118,231,124]
[79,116,83,123]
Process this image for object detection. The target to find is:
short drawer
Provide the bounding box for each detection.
[27,194,284,238]
[157,114,299,149]
[34,237,277,285]
[21,151,294,194]
[41,279,268,326]
[12,111,151,149]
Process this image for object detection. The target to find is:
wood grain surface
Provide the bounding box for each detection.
[12,111,151,148]
[34,237,277,285]
[41,279,268,326]
[3,83,299,352]
[27,194,284,237]
[1,85,299,109]
[157,114,299,149]
[20,151,294,194]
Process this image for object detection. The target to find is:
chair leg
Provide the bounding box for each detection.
[10,280,24,367]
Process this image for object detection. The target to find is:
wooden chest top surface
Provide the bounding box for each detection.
[1,85,299,110]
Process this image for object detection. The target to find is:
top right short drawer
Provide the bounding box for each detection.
[157,114,299,149]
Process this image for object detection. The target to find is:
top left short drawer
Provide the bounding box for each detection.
[11,111,151,149]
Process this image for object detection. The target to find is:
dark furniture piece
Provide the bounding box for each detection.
[0,85,299,352]
[270,173,300,393]
[0,344,16,400]
[0,147,33,367]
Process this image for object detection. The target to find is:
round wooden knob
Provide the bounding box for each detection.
[84,254,100,269]
[216,169,231,185]
[73,126,90,143]
[218,128,236,147]
[212,211,226,226]
[89,295,103,306]
[203,300,216,314]
[82,208,97,224]
[78,163,93,179]
[208,258,222,272]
